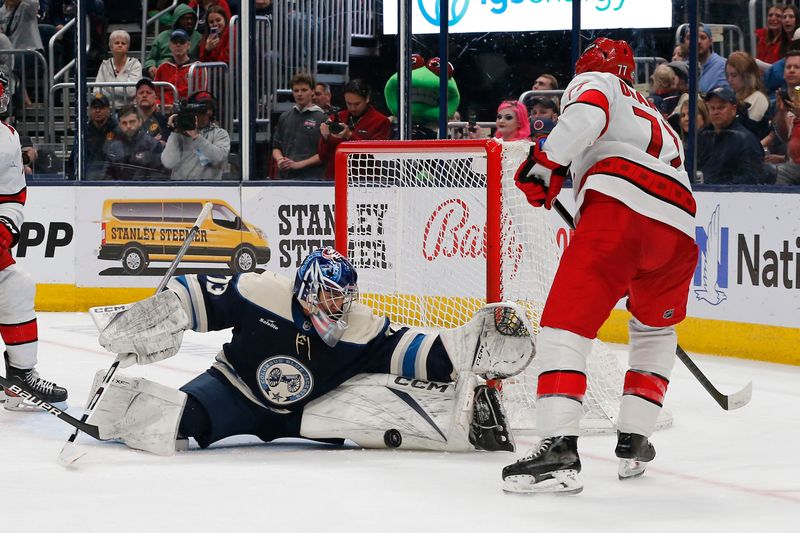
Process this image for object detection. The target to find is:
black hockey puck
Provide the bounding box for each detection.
[383,429,402,448]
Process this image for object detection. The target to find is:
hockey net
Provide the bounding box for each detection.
[334,139,671,434]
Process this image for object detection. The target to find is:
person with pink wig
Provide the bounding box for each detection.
[494,100,531,141]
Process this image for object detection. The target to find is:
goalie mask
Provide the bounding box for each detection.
[0,72,9,115]
[294,247,358,347]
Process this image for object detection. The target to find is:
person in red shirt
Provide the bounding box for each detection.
[756,4,787,64]
[188,0,232,34]
[155,29,206,109]
[199,5,232,63]
[318,79,391,179]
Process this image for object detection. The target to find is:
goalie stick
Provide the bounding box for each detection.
[57,202,214,466]
[552,199,752,411]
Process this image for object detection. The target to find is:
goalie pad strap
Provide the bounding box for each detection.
[86,370,187,455]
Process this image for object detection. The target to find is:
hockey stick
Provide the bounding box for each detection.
[0,374,101,439]
[551,199,752,411]
[57,202,213,465]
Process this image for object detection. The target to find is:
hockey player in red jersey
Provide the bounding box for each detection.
[502,38,698,494]
[0,72,68,410]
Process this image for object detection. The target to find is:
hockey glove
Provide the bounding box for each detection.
[513,143,569,210]
[0,216,19,250]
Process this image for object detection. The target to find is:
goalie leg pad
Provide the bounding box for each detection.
[439,302,536,380]
[86,370,187,455]
[300,373,513,452]
[98,290,189,368]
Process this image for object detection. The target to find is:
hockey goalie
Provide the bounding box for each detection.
[86,246,536,456]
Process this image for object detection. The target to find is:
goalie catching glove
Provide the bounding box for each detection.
[98,290,189,368]
[514,142,569,210]
[440,302,536,380]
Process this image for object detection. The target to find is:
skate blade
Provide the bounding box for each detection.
[618,458,648,480]
[4,396,68,412]
[503,470,583,495]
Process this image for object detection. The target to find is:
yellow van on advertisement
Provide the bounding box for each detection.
[98,199,270,274]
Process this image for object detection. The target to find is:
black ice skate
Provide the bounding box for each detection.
[3,355,68,411]
[501,436,582,494]
[615,431,656,480]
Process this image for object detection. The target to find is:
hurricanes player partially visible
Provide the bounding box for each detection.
[502,38,698,494]
[0,72,68,410]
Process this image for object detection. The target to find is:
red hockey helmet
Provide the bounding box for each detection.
[575,37,635,85]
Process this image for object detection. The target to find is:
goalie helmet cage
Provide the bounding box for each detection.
[334,138,671,435]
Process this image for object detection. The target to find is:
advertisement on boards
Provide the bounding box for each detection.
[12,186,800,330]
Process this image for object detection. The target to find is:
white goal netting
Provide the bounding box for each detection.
[336,139,671,435]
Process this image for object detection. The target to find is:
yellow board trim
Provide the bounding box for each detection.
[36,284,799,366]
[598,309,800,366]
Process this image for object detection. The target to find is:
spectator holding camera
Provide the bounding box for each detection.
[161,90,230,180]
[154,29,206,109]
[199,6,231,63]
[271,71,327,179]
[318,78,390,178]
[104,104,165,181]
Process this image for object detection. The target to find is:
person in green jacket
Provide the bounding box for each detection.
[144,4,202,78]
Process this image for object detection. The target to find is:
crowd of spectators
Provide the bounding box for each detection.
[2,1,800,186]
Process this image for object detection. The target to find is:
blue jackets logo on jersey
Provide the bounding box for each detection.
[256,356,313,404]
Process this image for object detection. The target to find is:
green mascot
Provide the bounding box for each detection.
[384,54,460,139]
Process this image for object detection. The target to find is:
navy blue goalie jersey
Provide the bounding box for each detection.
[167,271,454,413]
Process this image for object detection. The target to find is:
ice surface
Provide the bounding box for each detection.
[1,313,798,532]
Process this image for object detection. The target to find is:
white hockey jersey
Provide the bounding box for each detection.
[0,121,26,233]
[544,71,696,238]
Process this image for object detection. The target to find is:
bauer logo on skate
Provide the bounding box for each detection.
[422,198,522,276]
[256,356,313,405]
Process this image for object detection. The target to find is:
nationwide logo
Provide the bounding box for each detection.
[418,0,469,27]
[694,204,728,306]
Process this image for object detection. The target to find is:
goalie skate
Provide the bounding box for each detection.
[501,436,583,495]
[615,431,656,480]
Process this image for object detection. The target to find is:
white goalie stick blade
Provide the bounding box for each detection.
[58,441,87,467]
